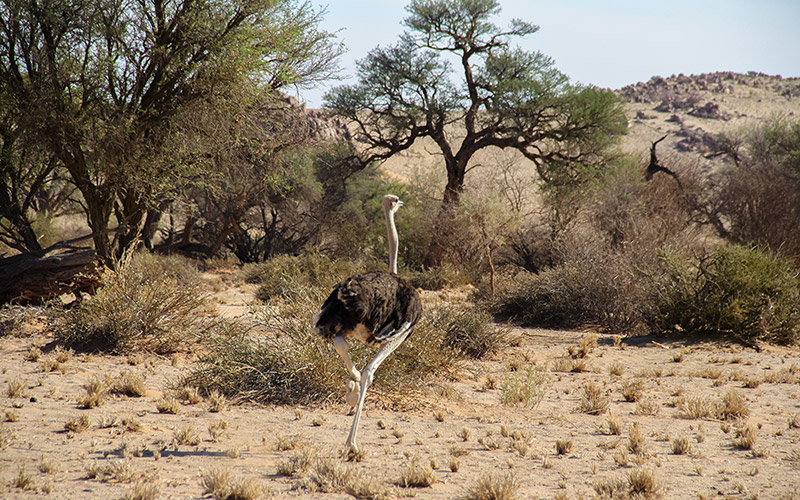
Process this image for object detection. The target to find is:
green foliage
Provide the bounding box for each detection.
[0,0,342,264]
[55,253,208,353]
[656,245,800,345]
[325,0,625,266]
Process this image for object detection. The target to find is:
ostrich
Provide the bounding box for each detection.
[313,194,422,454]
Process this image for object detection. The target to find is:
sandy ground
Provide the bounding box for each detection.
[1,275,799,500]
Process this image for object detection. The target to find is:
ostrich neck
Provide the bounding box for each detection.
[385,206,399,274]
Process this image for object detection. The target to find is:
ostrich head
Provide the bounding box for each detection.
[382,194,403,214]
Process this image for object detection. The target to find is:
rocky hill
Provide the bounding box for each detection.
[617,72,800,162]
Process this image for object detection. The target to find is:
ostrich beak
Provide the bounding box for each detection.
[397,200,404,207]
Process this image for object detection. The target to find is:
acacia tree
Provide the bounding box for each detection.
[325,0,626,265]
[0,0,341,265]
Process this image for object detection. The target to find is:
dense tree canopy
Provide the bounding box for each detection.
[324,0,626,264]
[0,0,342,264]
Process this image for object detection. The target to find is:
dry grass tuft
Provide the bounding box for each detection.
[671,435,691,455]
[208,420,228,442]
[594,468,662,500]
[120,481,160,500]
[609,362,625,376]
[733,424,758,450]
[398,456,438,487]
[628,468,662,498]
[12,466,35,490]
[627,423,647,456]
[6,378,25,398]
[633,399,660,416]
[294,456,386,498]
[176,386,203,404]
[718,389,749,420]
[201,467,266,500]
[578,381,609,415]
[500,366,549,408]
[678,395,716,420]
[621,379,645,402]
[64,415,90,433]
[463,471,519,500]
[174,425,201,446]
[277,448,317,477]
[156,396,180,414]
[555,439,574,455]
[86,459,137,483]
[37,455,59,474]
[607,415,624,435]
[78,376,110,409]
[112,371,147,397]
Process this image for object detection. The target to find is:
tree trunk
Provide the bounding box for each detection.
[422,159,465,267]
[0,188,43,254]
[0,250,102,305]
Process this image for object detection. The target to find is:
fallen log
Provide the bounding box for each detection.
[0,250,103,305]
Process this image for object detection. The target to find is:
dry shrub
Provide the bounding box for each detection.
[464,471,519,500]
[491,243,658,334]
[408,263,471,291]
[183,283,461,405]
[500,366,550,408]
[711,117,800,259]
[0,304,55,338]
[428,303,510,359]
[579,381,609,415]
[497,155,703,335]
[55,253,208,353]
[241,251,363,303]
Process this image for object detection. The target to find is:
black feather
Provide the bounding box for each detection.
[315,271,422,345]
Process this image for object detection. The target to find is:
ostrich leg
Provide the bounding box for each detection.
[345,323,413,454]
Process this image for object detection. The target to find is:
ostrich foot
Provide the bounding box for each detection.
[343,443,363,462]
[345,378,360,407]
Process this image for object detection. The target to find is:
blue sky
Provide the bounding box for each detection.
[297,0,800,108]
